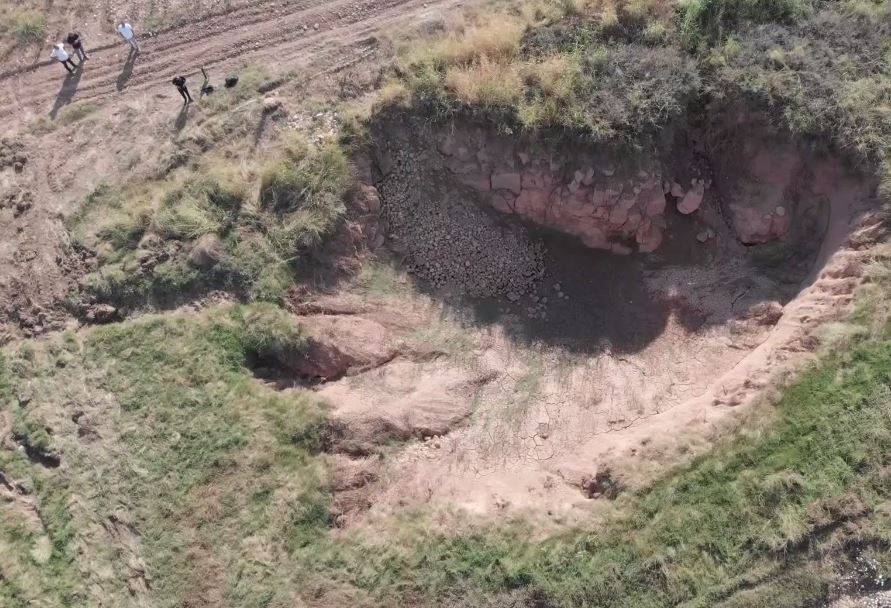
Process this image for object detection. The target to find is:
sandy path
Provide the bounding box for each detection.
[0,0,458,119]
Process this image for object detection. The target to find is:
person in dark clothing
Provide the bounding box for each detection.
[50,43,77,73]
[172,76,193,103]
[66,32,88,62]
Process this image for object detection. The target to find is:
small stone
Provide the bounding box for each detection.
[507,292,520,302]
[775,206,786,216]
[601,167,615,177]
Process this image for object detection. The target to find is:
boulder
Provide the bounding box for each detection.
[188,233,223,269]
[581,228,609,250]
[644,193,666,217]
[608,204,629,227]
[677,183,704,215]
[730,206,775,244]
[458,173,492,192]
[636,220,663,253]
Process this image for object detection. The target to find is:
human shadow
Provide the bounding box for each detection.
[49,65,83,119]
[116,48,137,91]
[174,103,189,132]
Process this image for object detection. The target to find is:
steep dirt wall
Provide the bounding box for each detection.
[368,109,868,262]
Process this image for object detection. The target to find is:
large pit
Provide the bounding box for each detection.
[317,108,879,521]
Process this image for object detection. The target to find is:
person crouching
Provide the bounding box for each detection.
[172,75,193,103]
[66,32,88,61]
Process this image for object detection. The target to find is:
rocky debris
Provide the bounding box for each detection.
[2,189,33,217]
[0,138,27,172]
[730,205,792,245]
[696,227,716,243]
[376,145,545,299]
[187,233,223,269]
[709,138,806,245]
[491,171,522,194]
[350,183,382,215]
[579,468,623,499]
[84,303,119,324]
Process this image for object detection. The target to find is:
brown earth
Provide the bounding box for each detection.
[289,109,881,524]
[0,0,463,341]
[1,0,885,548]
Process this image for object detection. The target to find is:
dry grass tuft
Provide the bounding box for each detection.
[444,59,524,108]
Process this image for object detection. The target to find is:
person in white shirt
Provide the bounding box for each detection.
[117,21,139,51]
[50,43,77,74]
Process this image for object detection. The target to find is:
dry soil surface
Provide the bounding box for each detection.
[0,0,462,340]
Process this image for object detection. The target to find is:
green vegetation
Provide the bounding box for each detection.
[389,0,889,181]
[0,8,45,46]
[4,1,891,606]
[0,305,329,607]
[4,286,890,606]
[71,135,350,307]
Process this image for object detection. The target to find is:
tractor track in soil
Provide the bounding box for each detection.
[0,0,461,119]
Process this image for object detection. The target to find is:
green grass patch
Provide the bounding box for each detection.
[73,136,352,308]
[0,305,329,607]
[1,8,45,46]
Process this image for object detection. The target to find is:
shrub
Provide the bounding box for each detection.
[420,19,525,69]
[444,59,525,108]
[680,0,814,50]
[2,9,45,45]
[68,184,149,252]
[153,176,244,240]
[259,136,349,215]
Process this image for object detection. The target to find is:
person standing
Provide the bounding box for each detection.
[66,31,88,61]
[172,75,193,103]
[117,21,139,51]
[50,43,77,74]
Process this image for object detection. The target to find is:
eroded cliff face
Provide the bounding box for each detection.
[369,110,852,260]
